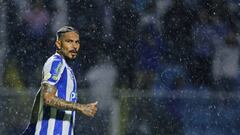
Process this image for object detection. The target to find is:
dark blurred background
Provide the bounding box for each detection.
[1,0,240,135]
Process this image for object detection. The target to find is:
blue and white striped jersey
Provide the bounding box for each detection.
[33,52,78,135]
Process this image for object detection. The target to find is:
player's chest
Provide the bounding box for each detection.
[66,67,76,82]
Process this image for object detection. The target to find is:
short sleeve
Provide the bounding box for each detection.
[42,58,64,85]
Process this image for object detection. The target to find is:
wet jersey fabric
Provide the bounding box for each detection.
[22,52,77,135]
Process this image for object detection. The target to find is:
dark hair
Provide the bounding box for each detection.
[56,26,79,40]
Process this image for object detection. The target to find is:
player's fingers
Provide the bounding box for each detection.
[86,111,93,117]
[88,107,96,116]
[88,111,94,117]
[92,108,97,113]
[94,107,97,111]
[89,109,96,116]
[92,109,97,115]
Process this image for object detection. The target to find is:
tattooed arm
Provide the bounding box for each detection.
[41,83,97,117]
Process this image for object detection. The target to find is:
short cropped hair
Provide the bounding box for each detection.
[56,26,79,40]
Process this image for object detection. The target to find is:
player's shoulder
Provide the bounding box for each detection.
[44,53,65,68]
[47,53,63,63]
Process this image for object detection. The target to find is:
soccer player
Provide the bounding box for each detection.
[22,26,97,135]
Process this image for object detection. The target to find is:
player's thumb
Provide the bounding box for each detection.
[94,101,98,105]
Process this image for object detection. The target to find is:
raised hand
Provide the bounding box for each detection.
[77,101,98,117]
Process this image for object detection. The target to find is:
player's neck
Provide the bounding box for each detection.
[56,51,64,59]
[56,51,72,65]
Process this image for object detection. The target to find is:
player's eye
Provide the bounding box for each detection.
[66,40,73,43]
[76,41,80,44]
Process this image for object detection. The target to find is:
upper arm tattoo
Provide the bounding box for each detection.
[41,83,77,111]
[42,83,56,94]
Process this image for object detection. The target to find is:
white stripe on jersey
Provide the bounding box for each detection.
[72,111,75,135]
[47,109,57,134]
[62,120,70,135]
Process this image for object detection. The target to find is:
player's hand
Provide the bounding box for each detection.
[78,101,98,117]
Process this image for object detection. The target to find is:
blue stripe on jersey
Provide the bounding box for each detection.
[53,67,67,135]
[53,110,65,134]
[55,67,67,100]
[39,106,51,135]
[70,69,77,102]
[48,59,62,84]
[53,54,62,60]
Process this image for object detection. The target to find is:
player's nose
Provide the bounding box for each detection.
[73,42,79,49]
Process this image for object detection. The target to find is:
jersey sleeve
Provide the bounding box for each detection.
[42,58,65,85]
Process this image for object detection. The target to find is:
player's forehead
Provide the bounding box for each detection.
[61,31,79,40]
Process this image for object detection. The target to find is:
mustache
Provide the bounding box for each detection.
[69,49,78,53]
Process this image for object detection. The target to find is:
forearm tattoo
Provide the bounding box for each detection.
[41,83,77,111]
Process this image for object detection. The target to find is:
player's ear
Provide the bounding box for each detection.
[55,40,61,50]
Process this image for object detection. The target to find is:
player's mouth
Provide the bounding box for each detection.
[69,50,78,57]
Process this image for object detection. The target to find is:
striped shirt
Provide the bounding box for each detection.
[32,52,77,135]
